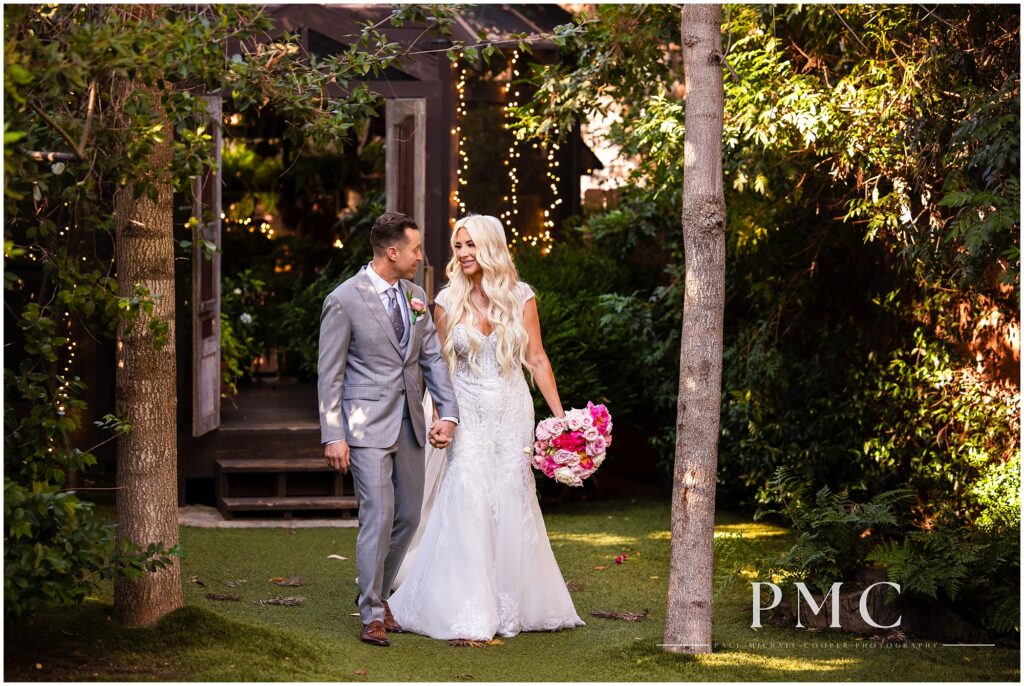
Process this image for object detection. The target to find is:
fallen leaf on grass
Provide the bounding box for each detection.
[254,596,305,606]
[565,580,585,592]
[448,638,503,648]
[271,575,306,587]
[188,575,206,587]
[594,566,607,571]
[205,593,241,602]
[327,554,348,561]
[870,629,907,645]
[591,609,650,622]
[224,579,247,588]
[354,669,368,675]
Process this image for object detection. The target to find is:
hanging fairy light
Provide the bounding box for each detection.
[540,126,560,255]
[451,58,470,224]
[501,50,523,244]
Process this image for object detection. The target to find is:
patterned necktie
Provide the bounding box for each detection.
[387,287,405,343]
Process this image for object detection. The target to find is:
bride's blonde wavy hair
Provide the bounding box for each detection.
[440,215,533,379]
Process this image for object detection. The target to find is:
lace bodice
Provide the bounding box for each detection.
[437,281,534,383]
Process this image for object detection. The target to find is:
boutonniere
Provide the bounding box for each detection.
[406,291,427,324]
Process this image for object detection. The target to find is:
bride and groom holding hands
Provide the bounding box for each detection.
[317,211,584,646]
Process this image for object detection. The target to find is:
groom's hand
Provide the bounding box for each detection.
[428,419,456,449]
[324,440,350,474]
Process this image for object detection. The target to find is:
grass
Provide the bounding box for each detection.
[5,498,1019,681]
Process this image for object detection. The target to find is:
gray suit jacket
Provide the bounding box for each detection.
[317,267,459,448]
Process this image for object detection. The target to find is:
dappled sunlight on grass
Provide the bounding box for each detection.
[697,651,860,672]
[645,521,789,544]
[548,531,638,547]
[714,521,789,539]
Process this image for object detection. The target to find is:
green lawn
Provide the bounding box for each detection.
[5,499,1019,681]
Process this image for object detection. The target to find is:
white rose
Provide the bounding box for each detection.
[233,288,242,295]
[583,427,600,442]
[549,417,566,435]
[566,412,584,431]
[239,312,253,325]
[553,467,574,485]
[592,453,606,468]
[581,414,594,429]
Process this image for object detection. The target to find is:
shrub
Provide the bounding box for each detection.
[758,466,1021,635]
[4,479,177,620]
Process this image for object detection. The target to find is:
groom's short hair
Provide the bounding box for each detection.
[371,212,418,255]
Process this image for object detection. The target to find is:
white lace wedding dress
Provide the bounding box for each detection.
[387,283,584,641]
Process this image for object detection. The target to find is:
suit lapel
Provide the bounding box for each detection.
[399,280,417,363]
[355,270,402,358]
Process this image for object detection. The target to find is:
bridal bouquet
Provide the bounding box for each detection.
[530,402,612,487]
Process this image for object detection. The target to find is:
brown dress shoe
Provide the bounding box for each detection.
[382,600,404,633]
[360,620,390,647]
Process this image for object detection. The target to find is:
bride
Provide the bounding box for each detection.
[386,214,584,641]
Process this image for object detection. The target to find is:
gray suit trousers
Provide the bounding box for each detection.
[349,414,424,624]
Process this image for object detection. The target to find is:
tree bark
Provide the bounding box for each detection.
[663,4,726,655]
[113,80,184,627]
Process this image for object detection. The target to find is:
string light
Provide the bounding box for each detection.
[450,49,558,254]
[501,51,522,243]
[451,58,469,224]
[222,206,275,240]
[539,127,560,255]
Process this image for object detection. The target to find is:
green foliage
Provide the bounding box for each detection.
[860,325,1020,527]
[219,270,267,395]
[272,192,378,381]
[513,236,642,418]
[4,478,178,620]
[756,467,915,594]
[276,270,352,382]
[758,466,1020,634]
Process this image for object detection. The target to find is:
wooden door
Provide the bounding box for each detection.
[192,95,222,437]
[385,98,427,287]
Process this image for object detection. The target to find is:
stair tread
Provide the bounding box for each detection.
[221,495,358,510]
[217,457,334,472]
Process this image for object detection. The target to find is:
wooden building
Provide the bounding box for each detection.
[178,4,601,516]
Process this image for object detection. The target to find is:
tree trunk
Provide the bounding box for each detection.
[113,81,184,627]
[663,4,726,655]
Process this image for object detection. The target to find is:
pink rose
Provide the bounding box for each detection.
[535,422,552,441]
[555,449,579,467]
[552,433,577,451]
[548,417,567,435]
[543,456,558,477]
[410,297,426,313]
[583,427,600,443]
[586,436,607,457]
[566,411,585,431]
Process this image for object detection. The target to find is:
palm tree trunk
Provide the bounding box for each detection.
[113,80,184,627]
[663,3,726,655]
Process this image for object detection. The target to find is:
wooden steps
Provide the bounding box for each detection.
[215,455,357,520]
[221,495,359,511]
[218,457,338,472]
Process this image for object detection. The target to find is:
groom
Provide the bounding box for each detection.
[318,211,459,647]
